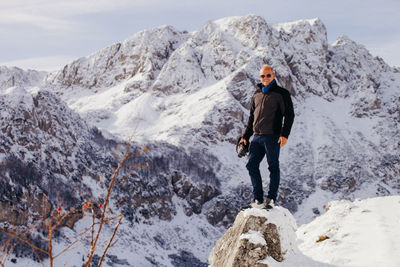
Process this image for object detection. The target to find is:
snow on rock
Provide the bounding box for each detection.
[297,196,400,267]
[0,66,46,91]
[46,25,189,92]
[209,206,324,267]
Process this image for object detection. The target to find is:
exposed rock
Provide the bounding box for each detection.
[209,207,298,267]
[168,250,208,267]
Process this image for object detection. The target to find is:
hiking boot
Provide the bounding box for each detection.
[264,198,273,210]
[240,199,264,210]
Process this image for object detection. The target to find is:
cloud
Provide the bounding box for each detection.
[0,12,73,30]
[0,0,163,30]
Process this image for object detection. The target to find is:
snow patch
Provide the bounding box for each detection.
[240,230,266,245]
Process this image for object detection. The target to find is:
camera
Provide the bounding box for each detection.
[237,143,248,158]
[236,137,249,158]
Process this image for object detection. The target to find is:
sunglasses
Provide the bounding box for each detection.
[260,74,272,78]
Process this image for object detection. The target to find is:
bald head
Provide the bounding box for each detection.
[260,65,273,74]
[259,65,276,86]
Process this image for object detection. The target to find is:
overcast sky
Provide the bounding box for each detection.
[1,0,399,71]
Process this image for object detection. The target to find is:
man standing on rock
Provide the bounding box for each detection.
[239,65,295,209]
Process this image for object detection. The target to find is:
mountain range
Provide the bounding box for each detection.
[1,14,399,266]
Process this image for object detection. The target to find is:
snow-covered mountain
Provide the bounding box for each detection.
[1,14,399,266]
[45,15,399,220]
[0,66,46,90]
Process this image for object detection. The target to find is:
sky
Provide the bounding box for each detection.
[0,0,399,71]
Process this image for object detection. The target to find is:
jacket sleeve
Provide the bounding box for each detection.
[281,91,295,138]
[243,95,255,141]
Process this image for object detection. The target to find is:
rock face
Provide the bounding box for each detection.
[209,207,297,267]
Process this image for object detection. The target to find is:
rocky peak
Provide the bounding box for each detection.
[332,34,391,73]
[274,17,328,46]
[325,34,395,116]
[214,15,273,49]
[0,66,46,91]
[151,16,268,95]
[45,25,190,91]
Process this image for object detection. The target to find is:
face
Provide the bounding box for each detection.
[259,67,276,86]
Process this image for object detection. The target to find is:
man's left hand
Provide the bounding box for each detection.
[278,136,287,147]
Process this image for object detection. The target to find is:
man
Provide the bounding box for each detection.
[240,65,295,209]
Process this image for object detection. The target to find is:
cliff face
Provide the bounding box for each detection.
[1,14,399,266]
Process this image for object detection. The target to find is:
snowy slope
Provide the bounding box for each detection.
[297,196,400,267]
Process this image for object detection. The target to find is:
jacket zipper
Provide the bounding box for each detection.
[254,93,268,133]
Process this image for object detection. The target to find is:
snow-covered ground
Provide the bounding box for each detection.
[213,196,400,267]
[297,196,400,267]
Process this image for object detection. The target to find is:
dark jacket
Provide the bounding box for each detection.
[243,81,295,140]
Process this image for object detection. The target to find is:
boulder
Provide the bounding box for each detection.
[209,206,298,267]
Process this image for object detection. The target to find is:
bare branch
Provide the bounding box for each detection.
[31,245,46,267]
[0,230,49,255]
[85,147,130,267]
[0,237,19,266]
[54,239,79,259]
[2,142,132,267]
[91,208,95,248]
[96,215,123,267]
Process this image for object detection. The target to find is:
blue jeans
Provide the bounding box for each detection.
[246,134,280,202]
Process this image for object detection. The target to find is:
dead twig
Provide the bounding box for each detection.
[84,145,130,267]
[97,214,123,267]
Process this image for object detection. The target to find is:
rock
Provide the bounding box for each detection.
[209,206,298,267]
[168,250,208,267]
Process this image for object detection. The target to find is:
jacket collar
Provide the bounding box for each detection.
[257,79,278,91]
